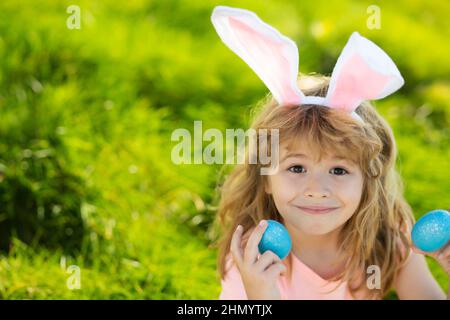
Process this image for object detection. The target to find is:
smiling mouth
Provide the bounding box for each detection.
[295,206,339,215]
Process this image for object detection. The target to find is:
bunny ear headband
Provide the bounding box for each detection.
[210,6,404,123]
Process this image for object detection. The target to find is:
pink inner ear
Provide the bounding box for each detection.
[228,17,301,105]
[328,53,392,112]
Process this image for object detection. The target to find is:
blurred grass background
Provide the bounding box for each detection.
[0,0,449,299]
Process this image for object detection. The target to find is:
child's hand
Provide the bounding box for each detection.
[410,207,450,276]
[411,242,450,276]
[230,220,286,300]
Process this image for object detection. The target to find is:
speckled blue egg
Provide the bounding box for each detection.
[411,209,450,252]
[258,220,292,260]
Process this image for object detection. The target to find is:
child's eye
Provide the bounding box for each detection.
[330,167,349,175]
[288,165,305,173]
[288,166,349,175]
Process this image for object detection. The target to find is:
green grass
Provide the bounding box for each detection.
[0,214,220,299]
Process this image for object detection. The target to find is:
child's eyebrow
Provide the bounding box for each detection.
[281,153,308,162]
[281,153,355,164]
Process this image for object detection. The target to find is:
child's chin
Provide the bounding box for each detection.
[283,215,341,235]
[298,222,340,236]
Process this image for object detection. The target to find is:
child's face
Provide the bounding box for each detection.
[265,142,364,236]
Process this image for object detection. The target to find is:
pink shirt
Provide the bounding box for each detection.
[219,253,358,300]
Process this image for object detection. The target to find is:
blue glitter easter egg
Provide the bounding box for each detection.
[258,220,292,260]
[411,209,450,252]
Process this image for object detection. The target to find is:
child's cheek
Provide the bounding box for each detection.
[279,173,302,190]
[339,177,364,208]
[271,174,298,199]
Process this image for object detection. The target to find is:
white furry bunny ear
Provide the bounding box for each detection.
[324,32,404,113]
[211,5,304,106]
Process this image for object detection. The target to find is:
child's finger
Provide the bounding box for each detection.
[411,243,442,260]
[265,261,286,279]
[436,241,450,260]
[255,250,280,273]
[243,220,268,266]
[240,228,253,249]
[411,245,437,258]
[411,245,427,256]
[230,225,244,267]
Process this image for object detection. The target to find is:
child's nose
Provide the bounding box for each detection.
[303,175,331,198]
